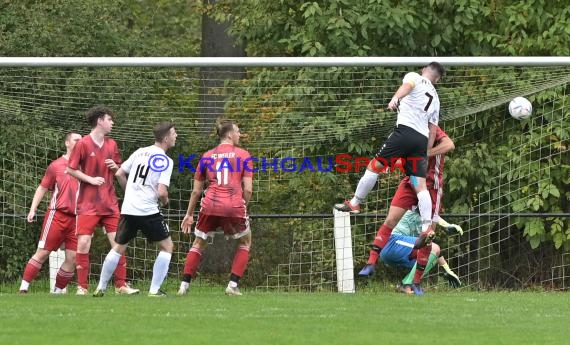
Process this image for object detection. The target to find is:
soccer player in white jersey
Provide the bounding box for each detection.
[335,61,445,249]
[93,122,177,297]
[381,209,462,295]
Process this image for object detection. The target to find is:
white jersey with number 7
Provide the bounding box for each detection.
[396,72,440,138]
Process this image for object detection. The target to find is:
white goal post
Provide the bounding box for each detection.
[48,249,66,293]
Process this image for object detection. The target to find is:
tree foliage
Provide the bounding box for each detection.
[219,0,570,56]
[0,0,201,56]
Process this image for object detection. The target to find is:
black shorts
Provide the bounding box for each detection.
[375,124,428,177]
[115,213,170,245]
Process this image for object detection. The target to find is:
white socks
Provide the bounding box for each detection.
[97,249,121,291]
[149,251,172,294]
[417,189,433,231]
[351,170,379,206]
[19,280,30,291]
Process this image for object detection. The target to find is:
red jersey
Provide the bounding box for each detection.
[196,144,253,217]
[68,135,121,216]
[40,156,78,215]
[426,126,447,190]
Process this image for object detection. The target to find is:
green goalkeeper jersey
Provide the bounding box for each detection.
[392,210,422,237]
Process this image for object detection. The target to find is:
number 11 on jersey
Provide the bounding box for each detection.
[215,162,229,185]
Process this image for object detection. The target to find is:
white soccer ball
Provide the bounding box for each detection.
[508,97,532,120]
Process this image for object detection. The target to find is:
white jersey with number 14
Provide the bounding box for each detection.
[396,72,440,138]
[120,145,173,216]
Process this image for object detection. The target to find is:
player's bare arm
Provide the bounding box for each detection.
[26,185,49,222]
[428,136,455,157]
[426,122,438,152]
[242,176,253,206]
[181,179,204,234]
[115,168,127,190]
[66,167,105,186]
[157,183,169,207]
[388,82,414,110]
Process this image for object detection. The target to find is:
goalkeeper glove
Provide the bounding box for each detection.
[446,224,463,235]
[443,271,461,288]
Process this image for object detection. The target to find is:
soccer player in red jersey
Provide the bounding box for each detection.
[178,120,254,296]
[20,132,82,294]
[358,125,459,292]
[67,106,138,295]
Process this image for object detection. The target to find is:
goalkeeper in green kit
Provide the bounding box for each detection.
[382,209,463,295]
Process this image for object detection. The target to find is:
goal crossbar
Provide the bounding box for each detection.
[1,56,570,67]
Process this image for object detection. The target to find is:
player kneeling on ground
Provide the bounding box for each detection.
[380,210,462,295]
[93,122,177,297]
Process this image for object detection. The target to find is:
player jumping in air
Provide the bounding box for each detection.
[335,62,445,251]
[358,125,455,291]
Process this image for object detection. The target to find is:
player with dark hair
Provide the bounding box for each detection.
[20,132,82,293]
[358,125,456,292]
[178,120,253,296]
[93,122,177,297]
[335,62,445,273]
[67,106,139,295]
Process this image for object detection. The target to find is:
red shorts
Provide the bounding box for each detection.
[194,213,250,240]
[390,177,442,218]
[38,210,77,251]
[76,214,120,236]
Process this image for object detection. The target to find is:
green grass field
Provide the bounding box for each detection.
[1,287,569,345]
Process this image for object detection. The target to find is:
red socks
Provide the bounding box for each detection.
[413,245,432,284]
[114,255,127,288]
[22,258,42,283]
[231,245,250,277]
[367,224,393,265]
[183,247,203,277]
[75,252,90,289]
[55,268,74,289]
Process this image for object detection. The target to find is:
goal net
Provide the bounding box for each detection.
[0,58,568,292]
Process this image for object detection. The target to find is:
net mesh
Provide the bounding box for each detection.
[0,63,568,291]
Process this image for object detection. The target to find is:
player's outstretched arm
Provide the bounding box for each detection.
[27,185,49,222]
[437,216,463,235]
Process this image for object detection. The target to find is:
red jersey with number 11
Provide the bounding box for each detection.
[195,144,253,217]
[68,134,121,216]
